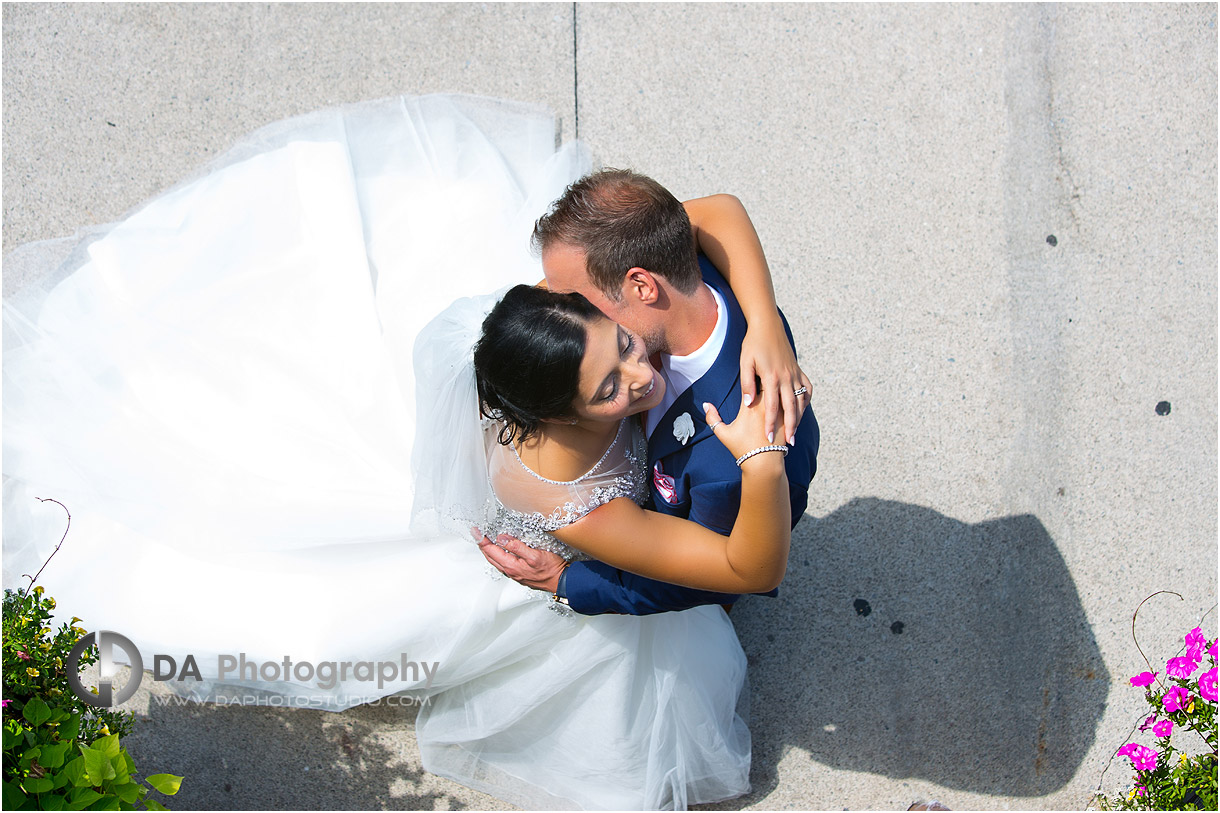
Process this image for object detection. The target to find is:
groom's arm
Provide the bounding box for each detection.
[478,414,816,616]
[480,476,801,616]
[563,474,809,615]
[477,531,745,616]
[560,477,747,615]
[562,417,816,615]
[560,559,744,616]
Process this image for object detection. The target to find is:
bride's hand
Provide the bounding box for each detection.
[703,399,786,467]
[740,319,811,447]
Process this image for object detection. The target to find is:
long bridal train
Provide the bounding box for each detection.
[2,94,751,810]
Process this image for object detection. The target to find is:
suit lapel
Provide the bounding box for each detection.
[647,257,747,466]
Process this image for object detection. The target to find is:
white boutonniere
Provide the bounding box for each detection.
[673,412,695,445]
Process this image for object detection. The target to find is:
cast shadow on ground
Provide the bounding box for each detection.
[123,697,479,810]
[711,497,1111,806]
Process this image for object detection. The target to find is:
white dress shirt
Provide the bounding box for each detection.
[645,283,729,439]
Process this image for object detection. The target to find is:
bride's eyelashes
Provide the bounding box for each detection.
[596,329,635,403]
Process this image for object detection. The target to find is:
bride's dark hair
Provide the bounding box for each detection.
[474,284,604,445]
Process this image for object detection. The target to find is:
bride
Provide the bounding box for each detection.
[3,94,800,809]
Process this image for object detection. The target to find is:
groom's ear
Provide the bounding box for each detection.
[623,268,660,305]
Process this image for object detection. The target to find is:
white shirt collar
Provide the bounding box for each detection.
[646,284,728,438]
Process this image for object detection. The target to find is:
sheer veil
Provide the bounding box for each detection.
[409,289,503,538]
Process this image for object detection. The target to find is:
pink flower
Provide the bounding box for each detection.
[1138,713,1157,732]
[1129,671,1158,687]
[0,699,9,709]
[1210,640,1217,660]
[1163,685,1191,713]
[1185,628,1207,661]
[1199,667,1218,703]
[1167,656,1199,678]
[15,650,30,661]
[1152,719,1173,738]
[1117,742,1159,772]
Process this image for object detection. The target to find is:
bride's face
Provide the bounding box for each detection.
[571,315,665,423]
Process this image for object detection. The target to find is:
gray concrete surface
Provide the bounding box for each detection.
[3,3,1216,810]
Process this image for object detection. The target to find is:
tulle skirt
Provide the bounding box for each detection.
[2,94,751,809]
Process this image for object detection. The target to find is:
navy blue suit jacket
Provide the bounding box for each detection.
[561,256,820,615]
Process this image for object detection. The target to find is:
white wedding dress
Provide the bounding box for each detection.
[2,94,751,809]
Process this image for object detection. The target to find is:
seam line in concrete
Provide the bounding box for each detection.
[572,2,579,139]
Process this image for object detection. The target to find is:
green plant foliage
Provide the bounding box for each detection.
[3,504,184,809]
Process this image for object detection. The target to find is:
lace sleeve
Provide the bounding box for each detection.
[485,419,649,561]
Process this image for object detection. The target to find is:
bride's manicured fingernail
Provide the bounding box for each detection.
[743,393,754,407]
[702,401,713,412]
[767,432,775,443]
[788,435,796,446]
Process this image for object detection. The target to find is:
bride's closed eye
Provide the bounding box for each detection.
[605,331,637,401]
[596,328,633,403]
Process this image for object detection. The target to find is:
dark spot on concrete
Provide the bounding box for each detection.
[106,121,116,127]
[766,633,775,642]
[1057,487,1065,496]
[853,598,872,617]
[339,728,358,760]
[1046,234,1058,246]
[891,621,904,634]
[1156,401,1171,416]
[224,784,232,792]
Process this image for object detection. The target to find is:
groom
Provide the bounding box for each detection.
[480,169,819,615]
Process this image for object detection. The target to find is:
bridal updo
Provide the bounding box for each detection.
[474,284,603,445]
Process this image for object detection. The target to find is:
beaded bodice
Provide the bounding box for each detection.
[484,418,649,561]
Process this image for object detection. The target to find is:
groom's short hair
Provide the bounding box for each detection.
[532,169,700,301]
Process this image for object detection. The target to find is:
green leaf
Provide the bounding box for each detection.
[53,708,80,742]
[20,745,42,768]
[81,746,108,786]
[1,780,27,811]
[22,776,53,794]
[41,741,70,769]
[113,781,140,804]
[65,788,102,809]
[143,774,183,796]
[59,713,80,742]
[110,749,130,780]
[3,722,24,750]
[141,799,169,812]
[61,755,89,787]
[94,734,121,760]
[41,792,66,810]
[21,696,51,727]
